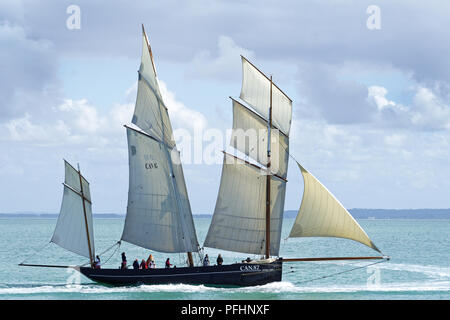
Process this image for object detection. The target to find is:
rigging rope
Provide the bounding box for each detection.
[286,259,387,285]
[80,241,121,267]
[19,241,52,265]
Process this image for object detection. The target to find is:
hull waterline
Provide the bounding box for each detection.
[79,259,283,287]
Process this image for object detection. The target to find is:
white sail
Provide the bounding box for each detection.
[131,29,175,147]
[204,153,286,256]
[289,162,380,253]
[230,98,289,178]
[51,161,95,259]
[240,56,292,136]
[121,127,199,253]
[139,27,161,103]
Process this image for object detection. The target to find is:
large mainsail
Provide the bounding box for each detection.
[288,162,381,253]
[120,26,199,254]
[204,56,292,257]
[51,160,95,260]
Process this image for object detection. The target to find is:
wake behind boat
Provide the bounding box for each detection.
[20,25,387,287]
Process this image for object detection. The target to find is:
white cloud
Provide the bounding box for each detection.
[369,85,450,131]
[368,86,397,111]
[187,35,254,81]
[410,87,450,130]
[2,98,132,149]
[384,133,406,147]
[5,113,68,143]
[2,0,450,212]
[0,21,59,120]
[159,80,208,133]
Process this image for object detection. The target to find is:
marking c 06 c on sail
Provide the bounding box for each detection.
[145,162,158,169]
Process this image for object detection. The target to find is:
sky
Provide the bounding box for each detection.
[1,0,449,214]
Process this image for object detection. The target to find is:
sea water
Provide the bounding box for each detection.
[0,217,449,300]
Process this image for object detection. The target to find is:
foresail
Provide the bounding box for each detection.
[121,127,199,253]
[289,162,381,253]
[51,161,95,259]
[204,153,286,256]
[230,98,289,178]
[240,56,292,136]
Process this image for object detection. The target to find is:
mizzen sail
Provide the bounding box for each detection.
[288,162,381,253]
[51,160,95,260]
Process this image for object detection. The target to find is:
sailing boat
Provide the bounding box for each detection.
[20,26,387,287]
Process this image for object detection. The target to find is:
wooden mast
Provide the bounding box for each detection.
[78,164,94,268]
[265,75,273,259]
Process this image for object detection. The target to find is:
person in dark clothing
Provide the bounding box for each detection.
[94,255,101,269]
[121,252,127,269]
[165,258,172,268]
[216,254,223,266]
[133,259,139,270]
[140,259,148,269]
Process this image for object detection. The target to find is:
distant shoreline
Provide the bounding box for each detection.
[1,209,450,219]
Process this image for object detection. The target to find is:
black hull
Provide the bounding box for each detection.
[79,260,283,287]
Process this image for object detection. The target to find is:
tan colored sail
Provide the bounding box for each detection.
[289,162,381,253]
[230,98,289,178]
[240,56,292,136]
[203,153,286,256]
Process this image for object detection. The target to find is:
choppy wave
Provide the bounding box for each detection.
[376,263,450,279]
[250,280,450,293]
[315,261,450,279]
[0,283,221,296]
[1,279,449,296]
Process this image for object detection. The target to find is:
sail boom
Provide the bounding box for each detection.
[62,183,92,204]
[63,159,89,185]
[282,256,388,262]
[229,97,288,140]
[222,151,287,183]
[18,263,77,269]
[124,124,174,150]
